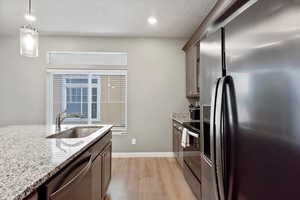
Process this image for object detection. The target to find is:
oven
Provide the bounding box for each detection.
[182,122,202,199]
[182,122,201,182]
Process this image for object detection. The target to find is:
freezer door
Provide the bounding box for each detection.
[199,29,223,106]
[225,0,300,199]
[199,28,223,200]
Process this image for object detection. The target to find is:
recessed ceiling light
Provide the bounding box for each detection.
[148,16,157,25]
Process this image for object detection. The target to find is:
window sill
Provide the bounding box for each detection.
[112,131,128,136]
[111,127,127,135]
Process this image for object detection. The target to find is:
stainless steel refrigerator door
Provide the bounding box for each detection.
[199,29,223,106]
[199,29,223,200]
[225,0,300,199]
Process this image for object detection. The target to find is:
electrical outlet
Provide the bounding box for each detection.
[132,138,136,145]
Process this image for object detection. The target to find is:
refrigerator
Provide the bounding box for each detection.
[199,0,300,199]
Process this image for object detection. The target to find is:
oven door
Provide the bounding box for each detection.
[183,130,201,181]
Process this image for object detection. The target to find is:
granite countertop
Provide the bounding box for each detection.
[0,124,113,200]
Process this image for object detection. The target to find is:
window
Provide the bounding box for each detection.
[62,76,100,121]
[48,70,127,131]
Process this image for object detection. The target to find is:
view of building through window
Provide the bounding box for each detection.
[64,77,100,121]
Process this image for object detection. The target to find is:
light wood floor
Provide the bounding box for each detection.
[104,157,197,200]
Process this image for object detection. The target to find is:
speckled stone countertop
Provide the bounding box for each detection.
[0,124,113,200]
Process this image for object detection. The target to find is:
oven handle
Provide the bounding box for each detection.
[188,131,199,138]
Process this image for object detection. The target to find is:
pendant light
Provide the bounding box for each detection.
[20,0,39,57]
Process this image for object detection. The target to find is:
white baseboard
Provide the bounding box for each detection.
[112,152,175,158]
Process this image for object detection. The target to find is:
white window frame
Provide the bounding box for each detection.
[47,69,128,134]
[47,51,128,66]
[62,75,101,122]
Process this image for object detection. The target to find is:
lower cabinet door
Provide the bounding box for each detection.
[101,142,112,198]
[92,154,102,200]
[178,131,184,168]
[173,127,177,153]
[173,126,179,162]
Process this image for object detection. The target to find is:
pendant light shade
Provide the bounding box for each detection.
[20,25,39,57]
[20,0,39,57]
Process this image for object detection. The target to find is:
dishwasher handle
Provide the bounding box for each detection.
[50,155,92,200]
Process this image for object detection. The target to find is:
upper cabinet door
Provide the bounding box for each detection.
[185,43,200,99]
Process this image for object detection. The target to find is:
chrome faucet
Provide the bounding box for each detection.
[55,110,82,132]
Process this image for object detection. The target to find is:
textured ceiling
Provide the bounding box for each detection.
[0,0,217,37]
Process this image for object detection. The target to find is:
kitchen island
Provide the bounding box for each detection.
[0,124,112,200]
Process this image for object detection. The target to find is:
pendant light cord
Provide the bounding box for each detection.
[29,0,32,15]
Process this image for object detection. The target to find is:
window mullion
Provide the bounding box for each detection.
[88,74,92,124]
[63,78,67,111]
[98,77,101,122]
[80,88,83,116]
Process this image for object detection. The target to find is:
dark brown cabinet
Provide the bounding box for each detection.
[24,192,38,200]
[172,121,183,167]
[101,142,112,198]
[43,131,112,200]
[173,124,179,157]
[92,154,102,200]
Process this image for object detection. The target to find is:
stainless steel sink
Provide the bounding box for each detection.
[47,126,103,139]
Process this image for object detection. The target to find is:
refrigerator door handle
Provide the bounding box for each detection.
[224,76,238,200]
[210,77,222,200]
[214,75,238,200]
[215,76,226,200]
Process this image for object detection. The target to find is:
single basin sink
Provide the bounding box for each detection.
[47,126,103,139]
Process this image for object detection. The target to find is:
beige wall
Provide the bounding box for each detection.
[0,35,188,152]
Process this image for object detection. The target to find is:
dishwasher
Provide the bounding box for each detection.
[44,150,93,200]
